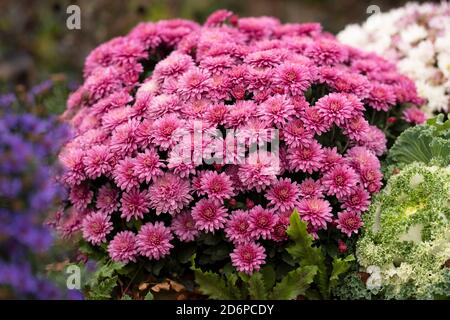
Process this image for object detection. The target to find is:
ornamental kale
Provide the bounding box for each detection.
[386,114,450,174]
[356,163,450,299]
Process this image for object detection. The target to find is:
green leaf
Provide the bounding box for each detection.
[121,294,132,300]
[88,275,118,300]
[387,118,450,167]
[86,259,124,300]
[286,210,329,298]
[270,266,317,300]
[190,255,241,300]
[260,265,276,290]
[144,291,154,300]
[329,255,355,292]
[177,244,196,264]
[247,272,268,300]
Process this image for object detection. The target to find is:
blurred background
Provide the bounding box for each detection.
[0,0,433,90]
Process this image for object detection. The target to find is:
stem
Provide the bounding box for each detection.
[370,109,376,125]
[122,262,144,299]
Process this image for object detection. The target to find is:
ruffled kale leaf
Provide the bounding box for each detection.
[387,114,450,167]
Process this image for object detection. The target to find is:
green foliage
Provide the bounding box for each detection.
[190,255,242,299]
[144,291,154,300]
[247,272,268,300]
[329,255,355,291]
[286,210,354,299]
[85,259,124,300]
[191,256,317,300]
[286,209,329,297]
[332,273,373,300]
[270,266,317,300]
[386,114,450,172]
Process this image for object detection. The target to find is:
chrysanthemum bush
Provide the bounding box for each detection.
[55,10,423,299]
[338,1,450,117]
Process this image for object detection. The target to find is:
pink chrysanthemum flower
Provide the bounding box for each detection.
[265,178,300,212]
[191,198,228,233]
[225,100,257,128]
[120,189,151,221]
[83,145,115,179]
[204,9,234,27]
[298,178,324,199]
[150,113,187,151]
[286,140,324,174]
[129,22,162,49]
[110,119,140,156]
[230,242,266,275]
[199,171,234,202]
[136,222,174,260]
[108,231,138,263]
[303,107,332,134]
[403,107,426,124]
[336,211,363,237]
[200,55,234,75]
[304,39,348,65]
[84,67,125,103]
[96,183,120,214]
[346,146,380,172]
[238,153,279,192]
[297,197,333,230]
[134,149,165,183]
[82,212,113,245]
[282,119,314,148]
[69,183,93,210]
[271,214,290,242]
[205,103,228,126]
[225,210,253,244]
[245,49,283,69]
[146,94,181,120]
[149,173,193,215]
[321,147,345,172]
[167,155,196,178]
[113,158,140,192]
[359,125,387,156]
[322,164,359,199]
[59,149,86,186]
[342,116,370,141]
[135,119,154,147]
[315,93,355,125]
[330,72,370,98]
[238,118,273,146]
[249,205,276,240]
[177,67,212,101]
[364,83,396,112]
[181,98,210,119]
[342,187,370,214]
[257,94,295,127]
[101,107,131,132]
[274,62,313,95]
[171,211,199,242]
[359,166,383,193]
[153,52,194,80]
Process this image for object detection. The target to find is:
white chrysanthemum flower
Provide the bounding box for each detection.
[338,2,450,115]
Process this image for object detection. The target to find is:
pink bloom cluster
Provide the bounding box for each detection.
[58,10,421,274]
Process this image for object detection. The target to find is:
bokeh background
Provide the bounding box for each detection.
[0,0,434,90]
